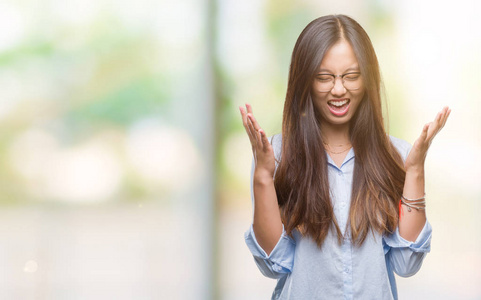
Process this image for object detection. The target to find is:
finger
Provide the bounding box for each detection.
[432,109,444,129]
[247,113,264,148]
[437,112,448,131]
[252,125,264,151]
[440,108,451,129]
[246,103,253,114]
[420,123,430,141]
[426,121,441,141]
[435,106,449,123]
[239,106,248,128]
[424,106,450,145]
[247,113,262,133]
[428,107,447,139]
[433,107,450,134]
[256,128,264,149]
[260,129,271,152]
[247,115,260,147]
[439,106,449,121]
[245,104,265,149]
[239,106,249,132]
[239,106,246,118]
[240,107,257,146]
[244,112,259,150]
[431,112,442,133]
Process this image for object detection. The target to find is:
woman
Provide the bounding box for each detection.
[239,15,450,299]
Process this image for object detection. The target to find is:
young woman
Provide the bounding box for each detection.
[239,15,450,300]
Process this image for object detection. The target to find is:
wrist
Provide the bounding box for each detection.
[405,164,425,174]
[254,169,274,185]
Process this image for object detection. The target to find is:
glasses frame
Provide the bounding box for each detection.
[315,72,362,92]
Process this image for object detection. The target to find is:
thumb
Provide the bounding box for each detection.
[420,123,430,140]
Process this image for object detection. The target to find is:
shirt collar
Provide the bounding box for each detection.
[326,147,355,170]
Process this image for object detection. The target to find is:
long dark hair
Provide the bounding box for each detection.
[274,15,405,247]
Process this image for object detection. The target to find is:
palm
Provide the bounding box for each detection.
[405,107,451,170]
[239,104,276,177]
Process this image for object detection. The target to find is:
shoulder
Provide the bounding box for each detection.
[388,135,412,162]
[269,133,282,147]
[269,133,282,161]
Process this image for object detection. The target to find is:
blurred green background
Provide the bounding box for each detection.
[0,0,479,299]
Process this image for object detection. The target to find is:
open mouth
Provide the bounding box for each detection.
[327,99,350,116]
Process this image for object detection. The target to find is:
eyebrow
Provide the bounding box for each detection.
[318,66,360,73]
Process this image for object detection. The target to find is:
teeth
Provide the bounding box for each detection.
[329,99,349,107]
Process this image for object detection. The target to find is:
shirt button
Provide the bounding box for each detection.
[340,202,346,208]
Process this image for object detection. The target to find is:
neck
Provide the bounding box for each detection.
[321,123,351,146]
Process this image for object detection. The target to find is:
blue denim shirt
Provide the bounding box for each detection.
[245,134,431,300]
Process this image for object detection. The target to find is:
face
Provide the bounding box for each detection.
[311,40,365,128]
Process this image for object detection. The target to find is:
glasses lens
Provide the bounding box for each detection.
[317,75,334,92]
[343,73,361,90]
[315,73,362,92]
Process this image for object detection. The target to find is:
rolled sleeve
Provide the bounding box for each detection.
[383,220,432,277]
[244,224,295,279]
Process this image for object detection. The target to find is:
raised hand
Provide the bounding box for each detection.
[405,106,451,171]
[239,103,276,179]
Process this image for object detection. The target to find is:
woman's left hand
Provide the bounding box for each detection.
[404,106,451,171]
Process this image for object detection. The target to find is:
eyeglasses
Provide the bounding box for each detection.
[314,72,362,92]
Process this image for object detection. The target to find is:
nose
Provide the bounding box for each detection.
[331,77,346,96]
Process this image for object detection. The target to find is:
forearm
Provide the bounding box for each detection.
[399,166,426,242]
[252,170,283,256]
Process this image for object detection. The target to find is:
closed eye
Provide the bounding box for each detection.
[343,72,361,81]
[316,74,334,82]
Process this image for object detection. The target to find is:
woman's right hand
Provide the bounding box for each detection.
[239,103,276,179]
[240,104,283,256]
